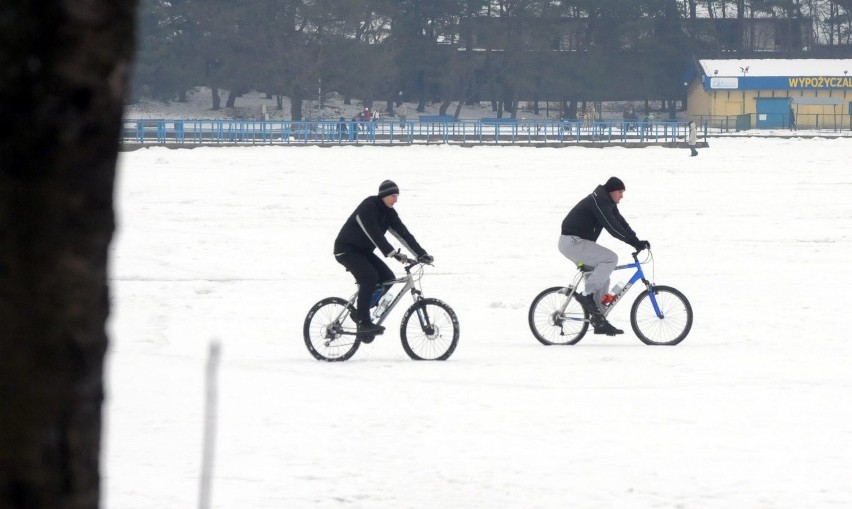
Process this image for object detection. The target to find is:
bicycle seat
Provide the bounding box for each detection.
[577,263,594,273]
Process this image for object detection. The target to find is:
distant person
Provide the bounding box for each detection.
[337,117,348,141]
[362,107,373,122]
[333,180,433,339]
[687,120,698,157]
[643,112,655,134]
[352,115,360,140]
[623,107,638,131]
[558,177,650,336]
[398,104,408,128]
[789,106,796,131]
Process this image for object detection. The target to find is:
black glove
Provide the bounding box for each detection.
[390,249,409,264]
[634,240,651,251]
[418,253,434,264]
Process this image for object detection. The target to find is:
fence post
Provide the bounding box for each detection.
[198,341,221,509]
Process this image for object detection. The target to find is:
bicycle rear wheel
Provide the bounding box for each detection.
[400,298,459,360]
[303,297,361,361]
[630,285,693,346]
[528,286,589,345]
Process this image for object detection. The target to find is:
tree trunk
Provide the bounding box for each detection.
[0,1,136,508]
[291,85,304,120]
[225,89,242,108]
[454,70,473,120]
[211,87,221,110]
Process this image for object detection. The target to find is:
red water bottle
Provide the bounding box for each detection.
[601,282,625,306]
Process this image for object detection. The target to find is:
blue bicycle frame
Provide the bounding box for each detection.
[600,252,663,318]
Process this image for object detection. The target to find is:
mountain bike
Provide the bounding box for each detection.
[528,250,692,346]
[304,260,459,361]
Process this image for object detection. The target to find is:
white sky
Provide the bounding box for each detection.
[105,138,852,508]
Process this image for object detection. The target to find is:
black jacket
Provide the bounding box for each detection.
[561,185,642,248]
[334,196,426,257]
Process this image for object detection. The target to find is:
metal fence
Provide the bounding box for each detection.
[122,119,695,146]
[122,115,851,146]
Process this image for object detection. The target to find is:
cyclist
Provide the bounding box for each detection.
[559,176,650,336]
[334,180,433,339]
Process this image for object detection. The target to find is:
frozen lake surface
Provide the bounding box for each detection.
[105,138,852,508]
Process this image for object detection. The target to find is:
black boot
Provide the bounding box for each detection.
[593,320,624,336]
[357,321,384,343]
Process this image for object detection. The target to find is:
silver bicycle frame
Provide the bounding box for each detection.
[344,269,422,326]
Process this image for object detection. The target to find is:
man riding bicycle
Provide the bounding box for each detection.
[559,176,650,336]
[334,180,433,339]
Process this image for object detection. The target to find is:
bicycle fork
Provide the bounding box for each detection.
[410,290,437,336]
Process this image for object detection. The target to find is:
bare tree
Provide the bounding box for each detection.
[0,1,136,507]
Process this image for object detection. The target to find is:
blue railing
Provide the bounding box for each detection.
[123,119,697,146]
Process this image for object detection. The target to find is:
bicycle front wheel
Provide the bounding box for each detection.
[400,298,459,360]
[303,297,361,361]
[528,286,589,345]
[630,285,693,346]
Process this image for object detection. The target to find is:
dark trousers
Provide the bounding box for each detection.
[335,250,395,323]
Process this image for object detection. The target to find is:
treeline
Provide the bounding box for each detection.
[132,0,851,120]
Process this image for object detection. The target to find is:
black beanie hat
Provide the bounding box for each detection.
[604,176,625,192]
[378,180,400,198]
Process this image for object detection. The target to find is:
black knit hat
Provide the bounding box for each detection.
[604,176,625,192]
[378,180,400,198]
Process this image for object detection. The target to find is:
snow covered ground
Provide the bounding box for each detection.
[104,138,852,508]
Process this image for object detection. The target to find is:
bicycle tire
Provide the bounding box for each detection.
[303,297,361,361]
[400,298,459,360]
[629,285,693,346]
[528,286,589,345]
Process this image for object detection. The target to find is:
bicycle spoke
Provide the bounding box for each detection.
[401,299,459,360]
[529,287,588,345]
[304,298,361,361]
[630,286,692,346]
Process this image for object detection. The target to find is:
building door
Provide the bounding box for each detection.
[756,98,791,129]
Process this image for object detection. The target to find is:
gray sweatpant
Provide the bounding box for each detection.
[558,235,617,309]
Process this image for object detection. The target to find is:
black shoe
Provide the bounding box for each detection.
[359,334,376,344]
[593,321,624,336]
[357,321,385,338]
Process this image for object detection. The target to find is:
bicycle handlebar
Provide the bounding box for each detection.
[404,259,431,270]
[631,248,651,261]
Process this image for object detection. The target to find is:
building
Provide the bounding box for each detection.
[685,59,852,129]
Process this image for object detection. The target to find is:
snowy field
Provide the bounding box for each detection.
[104,138,852,508]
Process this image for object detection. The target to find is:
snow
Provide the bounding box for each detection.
[104,138,852,508]
[699,58,852,77]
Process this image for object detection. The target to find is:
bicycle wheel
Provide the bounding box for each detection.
[400,298,459,360]
[303,297,361,361]
[528,286,589,345]
[630,285,693,346]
